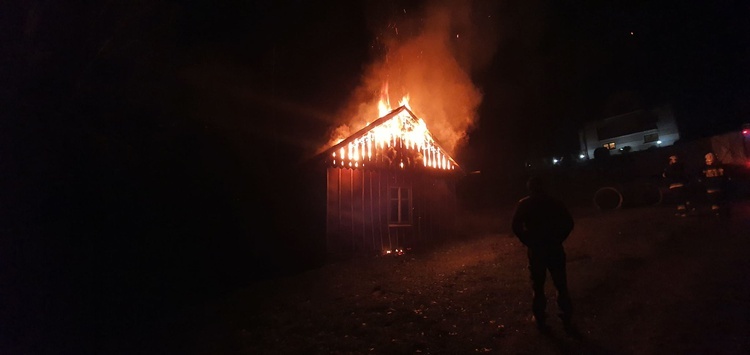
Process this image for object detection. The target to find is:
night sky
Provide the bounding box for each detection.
[2,0,749,351]
[5,1,748,172]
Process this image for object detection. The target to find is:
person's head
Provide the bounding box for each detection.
[526,176,548,195]
[705,152,715,165]
[669,155,678,164]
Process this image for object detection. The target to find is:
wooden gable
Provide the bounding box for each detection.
[318,106,464,258]
[320,106,462,174]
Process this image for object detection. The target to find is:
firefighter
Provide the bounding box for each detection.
[662,155,691,216]
[511,176,576,335]
[699,152,729,215]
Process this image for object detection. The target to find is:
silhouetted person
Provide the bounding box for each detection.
[511,176,575,334]
[699,152,729,215]
[662,155,692,216]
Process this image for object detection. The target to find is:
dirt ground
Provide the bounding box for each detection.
[122,200,750,354]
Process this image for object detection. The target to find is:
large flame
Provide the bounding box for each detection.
[328,84,457,171]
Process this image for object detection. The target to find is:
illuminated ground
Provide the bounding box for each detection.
[120,200,750,354]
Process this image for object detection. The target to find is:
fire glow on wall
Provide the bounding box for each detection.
[317,97,463,257]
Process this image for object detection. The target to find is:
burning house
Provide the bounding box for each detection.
[316,104,464,257]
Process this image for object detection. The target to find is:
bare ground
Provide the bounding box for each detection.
[124,201,750,354]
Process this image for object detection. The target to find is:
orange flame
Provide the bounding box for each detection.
[328,84,457,171]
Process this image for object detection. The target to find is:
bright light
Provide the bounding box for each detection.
[383,248,405,256]
[579,154,585,159]
[656,140,662,145]
[328,85,457,171]
[742,129,749,136]
[552,158,559,164]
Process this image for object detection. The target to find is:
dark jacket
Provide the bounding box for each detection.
[663,161,688,188]
[511,193,574,250]
[701,162,727,192]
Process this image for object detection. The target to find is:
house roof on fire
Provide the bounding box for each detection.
[318,105,462,173]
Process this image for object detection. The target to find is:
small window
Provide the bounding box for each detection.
[644,133,659,143]
[603,142,616,150]
[389,186,412,225]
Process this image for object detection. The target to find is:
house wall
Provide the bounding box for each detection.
[325,167,458,257]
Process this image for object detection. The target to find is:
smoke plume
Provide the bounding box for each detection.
[322,0,499,156]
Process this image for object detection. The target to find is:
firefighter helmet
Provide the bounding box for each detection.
[705,152,715,165]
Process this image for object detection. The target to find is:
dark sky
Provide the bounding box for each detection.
[469,0,750,167]
[169,0,750,168]
[176,1,750,168]
[5,1,748,170]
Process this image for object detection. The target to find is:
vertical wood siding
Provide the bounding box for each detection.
[326,167,458,257]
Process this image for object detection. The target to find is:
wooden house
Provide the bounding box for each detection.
[317,106,464,257]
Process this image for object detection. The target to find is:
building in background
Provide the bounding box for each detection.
[579,104,680,159]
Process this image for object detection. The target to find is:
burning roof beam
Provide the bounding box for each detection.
[322,106,461,172]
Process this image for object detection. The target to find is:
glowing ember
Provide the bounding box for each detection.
[383,248,406,256]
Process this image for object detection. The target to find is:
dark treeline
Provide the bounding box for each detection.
[0,2,358,353]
